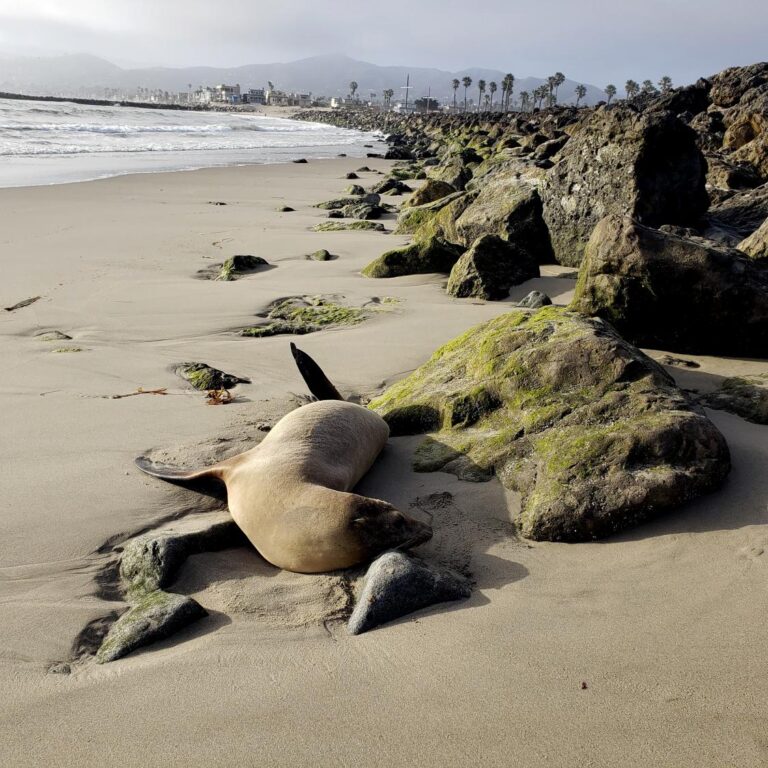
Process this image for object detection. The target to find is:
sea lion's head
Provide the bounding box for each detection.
[350,496,433,557]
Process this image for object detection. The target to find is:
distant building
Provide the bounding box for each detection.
[244,88,266,105]
[266,89,312,107]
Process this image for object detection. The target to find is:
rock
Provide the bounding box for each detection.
[292,158,308,163]
[532,135,569,161]
[395,190,474,239]
[709,63,768,108]
[705,155,761,191]
[369,307,730,541]
[347,551,471,635]
[447,235,539,300]
[452,171,554,263]
[405,179,456,207]
[517,291,552,309]
[540,108,709,266]
[306,249,334,261]
[362,235,464,278]
[96,592,206,663]
[215,254,269,281]
[341,202,385,220]
[356,166,371,172]
[276,205,295,212]
[370,178,412,195]
[738,216,768,260]
[4,296,41,312]
[428,154,474,190]
[240,295,369,336]
[35,330,72,341]
[707,183,768,243]
[699,374,768,424]
[327,210,344,219]
[658,355,700,369]
[312,221,385,232]
[570,215,768,356]
[344,184,366,196]
[384,146,414,160]
[345,172,359,179]
[315,193,381,210]
[176,362,249,390]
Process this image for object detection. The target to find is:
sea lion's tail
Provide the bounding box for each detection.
[134,456,229,484]
[290,342,344,401]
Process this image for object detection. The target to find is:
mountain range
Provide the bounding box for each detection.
[0,53,605,106]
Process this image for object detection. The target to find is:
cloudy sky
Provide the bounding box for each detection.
[0,0,765,85]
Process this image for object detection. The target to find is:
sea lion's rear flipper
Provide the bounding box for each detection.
[134,456,227,484]
[290,342,344,401]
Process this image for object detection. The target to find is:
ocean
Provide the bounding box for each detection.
[0,98,380,188]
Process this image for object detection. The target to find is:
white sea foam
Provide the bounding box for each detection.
[0,98,379,187]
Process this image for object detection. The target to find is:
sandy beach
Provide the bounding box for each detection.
[2,158,768,767]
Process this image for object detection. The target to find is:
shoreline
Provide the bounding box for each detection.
[2,158,768,767]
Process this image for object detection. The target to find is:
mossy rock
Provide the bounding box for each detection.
[241,295,368,337]
[306,249,334,261]
[395,191,476,242]
[312,221,385,232]
[315,193,380,210]
[362,235,465,279]
[176,362,248,391]
[700,374,768,424]
[369,307,730,541]
[217,254,268,281]
[345,184,366,195]
[405,179,456,208]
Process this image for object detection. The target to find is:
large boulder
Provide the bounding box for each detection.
[405,179,456,207]
[570,215,768,356]
[706,183,768,244]
[446,234,539,300]
[540,108,709,266]
[362,235,465,278]
[369,308,729,541]
[395,191,475,240]
[452,171,554,263]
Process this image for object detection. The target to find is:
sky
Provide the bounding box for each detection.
[0,0,766,86]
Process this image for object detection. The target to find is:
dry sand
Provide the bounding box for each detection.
[1,159,767,767]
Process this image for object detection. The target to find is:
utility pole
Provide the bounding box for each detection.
[401,74,412,112]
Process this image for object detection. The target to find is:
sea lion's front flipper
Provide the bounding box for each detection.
[290,342,344,401]
[134,456,227,484]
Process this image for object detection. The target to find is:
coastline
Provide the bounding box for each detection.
[2,158,768,767]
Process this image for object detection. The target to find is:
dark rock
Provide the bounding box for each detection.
[215,254,268,281]
[384,146,414,160]
[699,375,768,424]
[176,362,249,390]
[370,178,412,195]
[658,355,700,368]
[345,184,366,195]
[276,205,295,212]
[306,249,334,261]
[370,307,730,541]
[367,152,384,158]
[341,202,385,220]
[362,235,464,278]
[356,166,371,172]
[517,291,552,309]
[292,158,308,163]
[706,183,768,243]
[540,108,709,266]
[570,215,768,357]
[738,217,768,260]
[315,193,381,210]
[447,235,539,300]
[347,551,471,635]
[345,172,359,179]
[5,296,41,312]
[533,135,569,160]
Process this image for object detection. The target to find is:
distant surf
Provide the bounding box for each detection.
[0,97,379,187]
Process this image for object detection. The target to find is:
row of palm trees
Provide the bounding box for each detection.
[349,72,675,112]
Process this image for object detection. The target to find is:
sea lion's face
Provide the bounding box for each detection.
[351,497,433,557]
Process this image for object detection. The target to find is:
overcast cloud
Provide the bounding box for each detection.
[0,0,765,85]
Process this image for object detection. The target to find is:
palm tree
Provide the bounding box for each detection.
[477,79,486,112]
[383,88,394,109]
[349,81,358,99]
[462,76,472,112]
[641,79,657,95]
[488,81,498,110]
[452,78,460,110]
[535,85,548,109]
[625,79,639,99]
[547,75,557,106]
[658,75,673,94]
[520,90,530,112]
[501,73,514,111]
[604,84,617,104]
[574,84,587,107]
[553,72,566,102]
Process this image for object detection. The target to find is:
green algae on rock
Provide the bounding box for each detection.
[369,307,730,542]
[700,374,768,424]
[312,221,386,232]
[205,254,269,281]
[176,362,249,391]
[362,235,464,278]
[240,295,368,337]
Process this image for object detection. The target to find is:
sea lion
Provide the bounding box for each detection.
[136,349,432,573]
